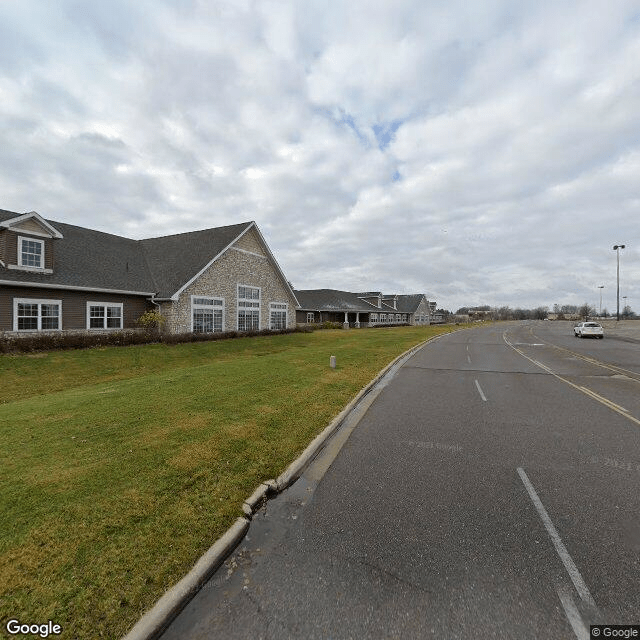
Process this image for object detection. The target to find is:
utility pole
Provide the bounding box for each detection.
[598,285,604,317]
[613,244,625,321]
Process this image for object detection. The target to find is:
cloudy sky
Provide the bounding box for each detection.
[1,0,638,312]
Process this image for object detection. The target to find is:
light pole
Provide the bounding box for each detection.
[613,244,625,321]
[623,296,628,318]
[598,285,604,317]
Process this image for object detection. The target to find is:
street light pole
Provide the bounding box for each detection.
[623,296,628,318]
[613,244,625,321]
[598,285,604,317]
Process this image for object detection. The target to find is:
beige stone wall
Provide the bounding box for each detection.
[414,297,430,324]
[162,245,297,333]
[233,227,265,255]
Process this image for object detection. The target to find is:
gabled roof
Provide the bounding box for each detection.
[0,210,64,238]
[0,209,154,294]
[295,288,429,315]
[396,294,427,313]
[140,222,253,299]
[0,210,297,302]
[294,289,381,312]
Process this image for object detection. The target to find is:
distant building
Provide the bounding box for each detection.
[294,289,434,328]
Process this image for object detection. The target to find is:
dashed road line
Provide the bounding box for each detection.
[517,467,596,608]
[557,586,590,640]
[474,379,487,401]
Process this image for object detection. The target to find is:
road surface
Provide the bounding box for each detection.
[162,321,640,639]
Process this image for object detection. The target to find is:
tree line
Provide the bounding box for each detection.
[447,304,637,321]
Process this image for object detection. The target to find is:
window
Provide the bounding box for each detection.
[192,296,224,333]
[18,237,44,269]
[371,313,378,322]
[306,312,315,324]
[87,302,123,329]
[237,285,260,331]
[402,314,407,322]
[270,303,288,330]
[14,299,61,331]
[380,314,387,322]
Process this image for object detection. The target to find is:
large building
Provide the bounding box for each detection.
[294,289,434,327]
[0,209,299,334]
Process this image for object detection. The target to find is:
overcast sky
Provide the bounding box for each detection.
[1,1,638,312]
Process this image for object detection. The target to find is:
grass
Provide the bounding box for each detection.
[0,324,460,638]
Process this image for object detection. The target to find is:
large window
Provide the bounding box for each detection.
[306,312,315,324]
[237,285,260,331]
[192,296,224,333]
[371,313,378,323]
[18,237,44,269]
[87,302,123,329]
[270,303,288,330]
[14,299,61,331]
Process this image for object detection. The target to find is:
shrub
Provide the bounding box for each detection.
[135,310,166,333]
[0,326,310,354]
[318,321,344,330]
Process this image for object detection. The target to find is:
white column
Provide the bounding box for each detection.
[355,312,360,328]
[343,311,350,329]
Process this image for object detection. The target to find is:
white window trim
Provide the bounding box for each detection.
[14,298,62,332]
[86,301,124,330]
[191,295,225,333]
[18,236,45,270]
[269,302,288,330]
[237,284,261,331]
[306,312,315,323]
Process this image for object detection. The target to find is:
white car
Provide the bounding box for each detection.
[574,322,604,339]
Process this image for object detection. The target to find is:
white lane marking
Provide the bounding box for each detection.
[467,355,472,364]
[557,586,590,640]
[517,468,596,607]
[474,379,487,401]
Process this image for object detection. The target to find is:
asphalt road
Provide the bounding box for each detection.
[161,322,640,639]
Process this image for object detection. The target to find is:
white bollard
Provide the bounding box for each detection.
[330,355,336,369]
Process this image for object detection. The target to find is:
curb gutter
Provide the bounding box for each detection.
[123,329,457,640]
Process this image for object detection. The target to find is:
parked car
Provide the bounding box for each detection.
[574,322,604,338]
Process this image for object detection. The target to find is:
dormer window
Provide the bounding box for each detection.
[19,237,44,269]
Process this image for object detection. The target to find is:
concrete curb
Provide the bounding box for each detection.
[122,327,458,639]
[122,517,250,640]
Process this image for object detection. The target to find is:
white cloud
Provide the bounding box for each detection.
[0,0,638,312]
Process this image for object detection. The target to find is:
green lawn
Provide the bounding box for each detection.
[0,325,460,638]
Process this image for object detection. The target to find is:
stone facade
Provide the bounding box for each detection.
[159,229,297,334]
[413,297,431,325]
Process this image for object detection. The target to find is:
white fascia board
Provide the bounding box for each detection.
[0,212,64,238]
[0,280,155,296]
[169,222,254,301]
[359,299,381,309]
[246,223,301,308]
[170,222,301,309]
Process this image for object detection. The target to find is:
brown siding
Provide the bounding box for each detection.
[4,232,17,265]
[0,231,54,269]
[0,230,6,264]
[0,285,153,332]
